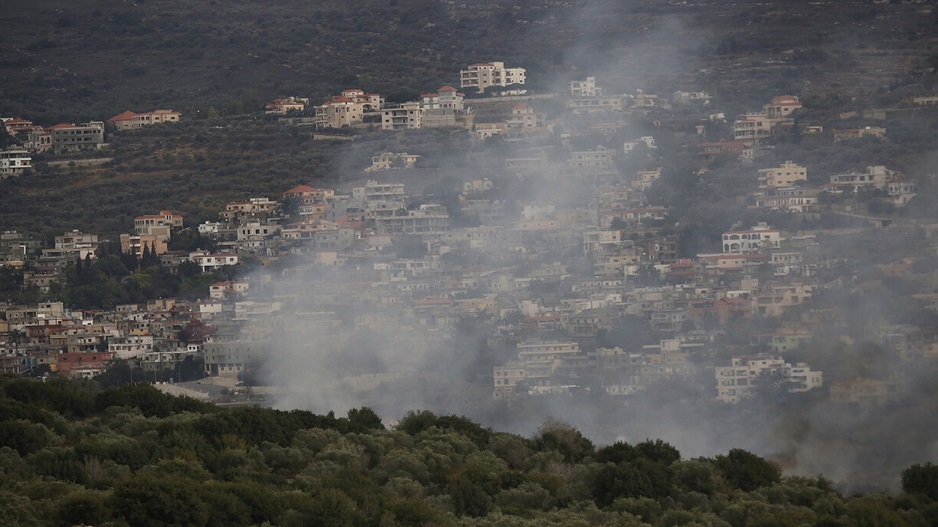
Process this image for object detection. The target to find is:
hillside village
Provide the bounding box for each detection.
[3,55,938,418]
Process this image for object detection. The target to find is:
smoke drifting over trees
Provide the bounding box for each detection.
[4,0,938,497]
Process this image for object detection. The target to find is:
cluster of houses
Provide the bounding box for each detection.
[3,63,936,408]
[0,158,919,404]
[0,109,182,179]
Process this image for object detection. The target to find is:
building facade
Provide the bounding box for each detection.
[460,62,526,92]
[49,121,105,153]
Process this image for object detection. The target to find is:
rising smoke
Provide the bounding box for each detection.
[241,0,938,493]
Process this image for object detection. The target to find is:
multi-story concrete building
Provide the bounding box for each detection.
[315,97,365,129]
[826,165,894,192]
[570,77,602,97]
[763,95,802,119]
[264,97,308,114]
[569,146,616,170]
[672,91,712,104]
[758,161,807,189]
[733,113,774,146]
[352,180,405,202]
[108,335,155,359]
[209,281,249,300]
[755,282,814,317]
[421,86,466,111]
[49,121,105,153]
[460,62,526,92]
[43,230,100,261]
[0,149,32,178]
[221,198,280,223]
[632,168,662,191]
[381,102,424,130]
[832,126,886,142]
[715,355,822,403]
[283,185,333,204]
[367,152,420,171]
[338,89,382,111]
[566,96,624,112]
[474,122,507,140]
[505,103,547,136]
[733,95,802,146]
[493,341,582,398]
[3,118,51,152]
[203,339,266,377]
[120,234,168,259]
[722,223,782,254]
[753,188,821,213]
[135,210,184,238]
[373,204,449,234]
[188,251,239,273]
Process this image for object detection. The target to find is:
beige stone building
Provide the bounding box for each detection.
[421,86,466,111]
[733,95,802,146]
[134,210,184,239]
[381,102,423,130]
[108,110,182,130]
[758,160,807,189]
[315,97,365,128]
[460,62,526,92]
[264,97,308,114]
[367,152,420,171]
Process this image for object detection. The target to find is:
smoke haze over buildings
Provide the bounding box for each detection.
[216,0,938,494]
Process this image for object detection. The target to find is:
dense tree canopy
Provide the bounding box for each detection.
[0,376,933,526]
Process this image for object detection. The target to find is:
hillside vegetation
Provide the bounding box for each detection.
[2,0,935,122]
[1,376,937,526]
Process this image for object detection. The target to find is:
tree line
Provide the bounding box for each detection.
[0,376,936,526]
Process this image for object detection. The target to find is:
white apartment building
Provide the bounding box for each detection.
[722,223,782,254]
[368,152,420,171]
[754,188,821,213]
[460,62,526,92]
[716,355,822,403]
[0,149,32,178]
[108,335,154,359]
[352,180,405,202]
[421,86,466,111]
[569,146,616,170]
[570,77,602,97]
[188,251,239,273]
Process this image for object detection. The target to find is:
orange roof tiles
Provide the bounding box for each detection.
[284,185,319,195]
[108,111,138,122]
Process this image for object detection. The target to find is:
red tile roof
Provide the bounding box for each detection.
[284,185,319,195]
[108,111,138,122]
